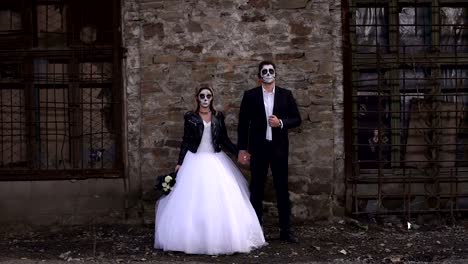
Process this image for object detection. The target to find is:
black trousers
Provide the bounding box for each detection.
[249,139,291,232]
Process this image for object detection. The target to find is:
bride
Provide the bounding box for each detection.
[154,87,266,255]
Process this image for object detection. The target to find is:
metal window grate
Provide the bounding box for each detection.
[0,0,122,180]
[344,0,468,218]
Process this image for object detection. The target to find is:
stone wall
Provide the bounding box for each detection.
[122,0,345,222]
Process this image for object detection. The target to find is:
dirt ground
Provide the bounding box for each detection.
[1,215,468,264]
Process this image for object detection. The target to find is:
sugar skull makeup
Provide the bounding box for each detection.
[198,89,213,108]
[260,64,276,84]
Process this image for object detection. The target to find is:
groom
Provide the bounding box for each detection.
[237,61,302,243]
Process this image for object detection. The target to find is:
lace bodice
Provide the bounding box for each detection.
[197,121,215,153]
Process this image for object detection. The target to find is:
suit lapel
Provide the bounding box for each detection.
[255,87,267,120]
[273,86,280,116]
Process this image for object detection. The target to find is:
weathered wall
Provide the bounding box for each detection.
[122,0,345,222]
[0,179,125,225]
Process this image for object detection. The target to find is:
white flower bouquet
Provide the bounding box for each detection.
[155,171,177,195]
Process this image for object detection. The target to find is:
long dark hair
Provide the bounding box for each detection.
[195,86,216,114]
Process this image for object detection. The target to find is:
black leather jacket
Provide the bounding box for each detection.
[177,111,238,165]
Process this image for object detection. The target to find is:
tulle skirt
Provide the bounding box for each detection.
[154,151,266,255]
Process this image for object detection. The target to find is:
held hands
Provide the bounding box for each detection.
[237,150,251,165]
[268,115,281,128]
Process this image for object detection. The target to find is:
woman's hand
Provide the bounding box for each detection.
[175,165,181,172]
[237,150,250,165]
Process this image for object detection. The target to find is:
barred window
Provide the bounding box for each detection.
[0,0,122,180]
[345,0,468,215]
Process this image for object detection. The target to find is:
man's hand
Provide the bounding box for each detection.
[268,115,281,128]
[237,150,251,165]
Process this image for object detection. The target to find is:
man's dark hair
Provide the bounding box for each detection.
[257,61,276,78]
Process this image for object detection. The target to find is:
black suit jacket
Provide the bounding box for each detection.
[237,86,301,157]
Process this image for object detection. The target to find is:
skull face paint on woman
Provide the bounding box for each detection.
[198,89,213,108]
[260,64,276,84]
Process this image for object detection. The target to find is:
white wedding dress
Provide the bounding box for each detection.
[154,121,266,255]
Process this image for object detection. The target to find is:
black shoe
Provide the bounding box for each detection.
[279,230,299,243]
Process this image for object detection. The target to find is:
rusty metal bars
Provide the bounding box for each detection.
[0,0,122,180]
[346,0,468,217]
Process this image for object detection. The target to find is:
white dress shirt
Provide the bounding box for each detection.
[262,85,275,141]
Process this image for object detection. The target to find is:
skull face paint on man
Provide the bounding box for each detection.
[198,89,213,108]
[260,64,276,84]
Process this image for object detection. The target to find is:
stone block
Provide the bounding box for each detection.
[157,11,183,22]
[143,23,164,40]
[275,52,306,61]
[291,37,308,46]
[303,194,332,219]
[290,22,312,36]
[274,0,308,9]
[124,11,140,22]
[184,45,203,54]
[187,21,203,32]
[140,2,164,9]
[291,204,309,219]
[307,182,332,195]
[245,0,270,9]
[152,55,177,64]
[241,11,266,23]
